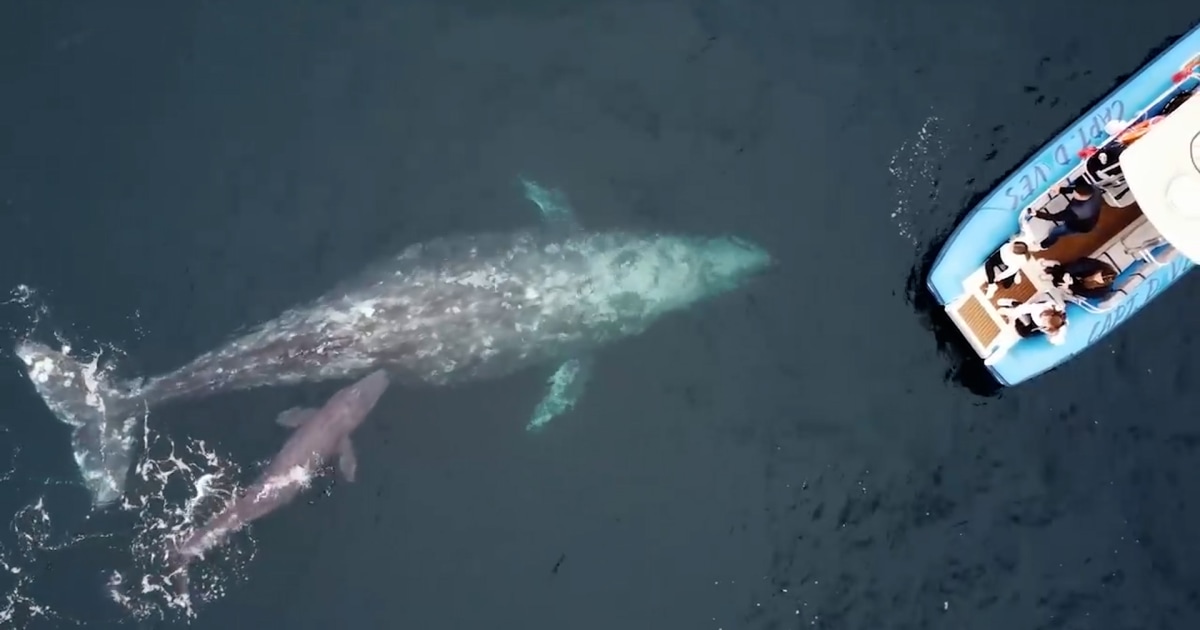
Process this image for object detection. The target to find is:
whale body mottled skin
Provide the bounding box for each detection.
[14,179,771,506]
[168,370,389,598]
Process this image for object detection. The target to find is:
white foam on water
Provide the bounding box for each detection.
[887,113,947,245]
[107,423,254,623]
[1,285,49,339]
[1,284,255,626]
[0,478,120,628]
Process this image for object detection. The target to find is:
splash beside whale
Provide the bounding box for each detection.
[14,178,771,506]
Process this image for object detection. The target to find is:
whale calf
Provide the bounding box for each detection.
[15,179,771,506]
[168,369,389,597]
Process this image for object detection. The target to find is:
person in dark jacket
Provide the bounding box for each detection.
[1039,257,1118,300]
[1034,179,1104,249]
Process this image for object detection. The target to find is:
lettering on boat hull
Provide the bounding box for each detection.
[1086,256,1192,344]
[1004,99,1126,210]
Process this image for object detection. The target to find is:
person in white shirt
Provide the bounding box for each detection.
[983,239,1031,299]
[996,295,1068,345]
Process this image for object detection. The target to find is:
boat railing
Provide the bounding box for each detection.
[1079,241,1181,314]
[1125,237,1174,267]
[1034,73,1198,214]
[1099,69,1198,255]
[1090,73,1198,153]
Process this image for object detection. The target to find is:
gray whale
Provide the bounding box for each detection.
[14,179,771,506]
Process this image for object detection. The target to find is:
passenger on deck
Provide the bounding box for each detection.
[982,239,1031,299]
[1037,257,1118,301]
[1032,179,1103,249]
[1018,207,1054,247]
[996,295,1068,345]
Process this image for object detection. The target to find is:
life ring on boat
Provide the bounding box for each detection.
[1117,116,1164,145]
[1173,54,1200,83]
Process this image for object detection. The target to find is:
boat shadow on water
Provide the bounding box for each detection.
[906,223,1004,398]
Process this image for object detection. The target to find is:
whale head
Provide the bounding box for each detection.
[573,232,771,328]
[657,234,772,314]
[689,234,774,294]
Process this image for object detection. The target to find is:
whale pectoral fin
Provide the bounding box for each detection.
[520,177,581,232]
[276,407,317,429]
[337,436,358,482]
[526,356,594,432]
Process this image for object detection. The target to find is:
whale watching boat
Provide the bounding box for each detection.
[926,23,1200,386]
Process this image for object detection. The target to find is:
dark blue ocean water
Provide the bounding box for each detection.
[2,1,1200,628]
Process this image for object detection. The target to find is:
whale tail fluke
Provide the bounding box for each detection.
[13,339,142,507]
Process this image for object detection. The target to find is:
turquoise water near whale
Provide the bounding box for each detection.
[2,1,1200,629]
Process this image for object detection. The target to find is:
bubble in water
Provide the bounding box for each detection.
[1,285,50,339]
[0,480,117,628]
[887,113,947,245]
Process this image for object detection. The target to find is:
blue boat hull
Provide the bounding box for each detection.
[926,21,1200,386]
